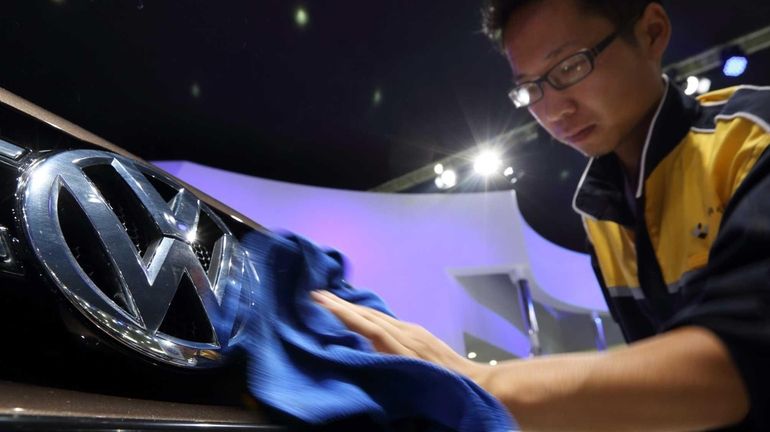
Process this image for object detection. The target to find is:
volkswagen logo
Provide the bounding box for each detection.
[19,150,258,368]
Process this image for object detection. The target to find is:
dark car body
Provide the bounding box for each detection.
[0,86,284,431]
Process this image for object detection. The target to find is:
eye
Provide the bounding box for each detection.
[560,62,583,75]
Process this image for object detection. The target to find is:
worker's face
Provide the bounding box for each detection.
[502,0,668,158]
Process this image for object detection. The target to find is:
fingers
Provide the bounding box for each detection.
[310,291,475,376]
[316,291,405,333]
[310,290,416,357]
[311,290,401,338]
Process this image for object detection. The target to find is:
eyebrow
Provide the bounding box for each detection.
[512,40,579,82]
[545,40,578,60]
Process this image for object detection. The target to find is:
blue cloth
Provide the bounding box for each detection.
[234,231,517,431]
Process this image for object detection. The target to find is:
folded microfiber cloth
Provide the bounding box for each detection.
[232,230,517,431]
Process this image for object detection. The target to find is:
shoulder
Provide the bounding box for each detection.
[686,86,770,199]
[695,85,770,134]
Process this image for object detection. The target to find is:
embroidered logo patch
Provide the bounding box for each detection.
[692,223,709,239]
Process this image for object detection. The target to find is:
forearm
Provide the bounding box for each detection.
[472,326,749,432]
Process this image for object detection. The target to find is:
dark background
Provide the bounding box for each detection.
[1,1,769,250]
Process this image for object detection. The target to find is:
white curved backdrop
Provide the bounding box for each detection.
[155,161,605,358]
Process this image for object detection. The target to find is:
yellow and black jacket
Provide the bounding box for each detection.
[574,77,770,429]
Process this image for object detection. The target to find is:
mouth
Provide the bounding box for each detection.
[564,125,596,144]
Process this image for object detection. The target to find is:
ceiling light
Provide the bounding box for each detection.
[434,163,444,175]
[503,166,514,177]
[723,56,747,77]
[684,76,699,96]
[435,169,457,190]
[295,7,309,28]
[473,150,502,176]
[722,46,748,77]
[697,77,712,94]
[441,169,457,189]
[489,360,498,366]
[684,76,712,96]
[467,351,477,359]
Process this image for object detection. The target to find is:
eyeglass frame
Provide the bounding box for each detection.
[508,30,621,109]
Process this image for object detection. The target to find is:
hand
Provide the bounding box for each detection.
[310,290,488,384]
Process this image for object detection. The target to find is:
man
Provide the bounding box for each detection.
[312,0,770,430]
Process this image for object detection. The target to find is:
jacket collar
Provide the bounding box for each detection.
[572,75,701,225]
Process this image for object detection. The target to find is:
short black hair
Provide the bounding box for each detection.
[481,0,661,50]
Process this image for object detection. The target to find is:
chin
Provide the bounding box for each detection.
[584,147,613,158]
[573,134,617,158]
[553,132,609,158]
[566,141,601,158]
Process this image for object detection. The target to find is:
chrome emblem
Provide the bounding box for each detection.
[20,150,257,368]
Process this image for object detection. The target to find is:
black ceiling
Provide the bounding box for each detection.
[1,1,769,251]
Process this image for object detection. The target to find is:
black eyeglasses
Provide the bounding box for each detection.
[508,30,620,108]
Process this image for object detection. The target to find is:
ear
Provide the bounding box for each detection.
[634,2,671,64]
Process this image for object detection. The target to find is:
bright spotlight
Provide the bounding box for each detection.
[295,7,309,28]
[684,76,699,96]
[697,77,712,94]
[190,82,201,98]
[441,169,457,188]
[503,166,514,177]
[723,57,747,77]
[473,150,502,176]
[722,46,748,77]
[434,163,444,175]
[434,169,457,190]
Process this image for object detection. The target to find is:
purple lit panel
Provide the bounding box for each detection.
[519,219,607,311]
[154,160,605,354]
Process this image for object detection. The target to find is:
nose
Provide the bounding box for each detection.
[535,85,577,124]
